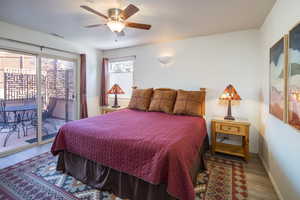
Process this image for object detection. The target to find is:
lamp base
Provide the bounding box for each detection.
[111,105,120,108]
[224,115,235,120]
[112,94,120,108]
[224,99,235,120]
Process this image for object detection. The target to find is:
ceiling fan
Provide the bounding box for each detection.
[80,4,151,37]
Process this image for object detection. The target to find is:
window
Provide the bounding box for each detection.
[108,57,134,98]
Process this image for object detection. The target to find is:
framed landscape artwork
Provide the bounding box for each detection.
[288,23,300,130]
[269,37,287,121]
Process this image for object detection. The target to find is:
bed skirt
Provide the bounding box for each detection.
[56,136,209,200]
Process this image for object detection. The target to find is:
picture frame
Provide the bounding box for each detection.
[269,36,288,122]
[287,22,300,130]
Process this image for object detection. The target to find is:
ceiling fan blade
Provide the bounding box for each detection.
[80,5,108,19]
[125,22,151,30]
[84,24,104,28]
[121,4,139,20]
[115,31,125,37]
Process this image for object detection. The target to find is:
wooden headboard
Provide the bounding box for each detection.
[199,88,206,117]
[132,86,207,116]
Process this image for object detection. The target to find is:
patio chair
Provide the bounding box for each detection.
[23,110,38,137]
[0,100,21,147]
[50,98,75,121]
[24,110,49,137]
[25,97,58,136]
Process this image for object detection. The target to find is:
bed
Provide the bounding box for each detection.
[51,93,208,200]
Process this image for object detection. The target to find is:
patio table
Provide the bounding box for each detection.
[4,104,37,112]
[1,104,37,147]
[4,104,38,135]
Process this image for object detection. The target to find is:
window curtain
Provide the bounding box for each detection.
[100,58,109,106]
[80,54,88,118]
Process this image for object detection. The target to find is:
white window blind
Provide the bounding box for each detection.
[108,56,135,98]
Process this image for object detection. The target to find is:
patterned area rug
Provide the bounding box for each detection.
[0,153,247,200]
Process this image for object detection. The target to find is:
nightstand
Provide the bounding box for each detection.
[100,106,127,114]
[211,117,250,161]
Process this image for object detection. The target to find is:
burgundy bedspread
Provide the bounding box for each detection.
[51,109,207,200]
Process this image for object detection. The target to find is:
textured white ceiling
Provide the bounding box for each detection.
[0,0,276,50]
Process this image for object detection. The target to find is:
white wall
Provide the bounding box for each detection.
[259,0,300,199]
[0,20,102,117]
[104,30,261,153]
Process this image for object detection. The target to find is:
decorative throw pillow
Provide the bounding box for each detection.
[128,88,153,111]
[149,89,177,113]
[173,90,205,116]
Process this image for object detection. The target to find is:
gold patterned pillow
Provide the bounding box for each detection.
[149,89,177,113]
[173,90,205,116]
[128,88,153,111]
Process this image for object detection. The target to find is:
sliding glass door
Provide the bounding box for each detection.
[40,57,76,141]
[0,50,38,153]
[0,49,78,156]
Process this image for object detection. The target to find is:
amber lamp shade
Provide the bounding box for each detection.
[107,84,125,108]
[219,84,241,120]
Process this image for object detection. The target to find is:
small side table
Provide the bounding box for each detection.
[100,106,127,114]
[211,117,250,161]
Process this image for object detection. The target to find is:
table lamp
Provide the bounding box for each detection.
[107,84,125,108]
[219,84,241,120]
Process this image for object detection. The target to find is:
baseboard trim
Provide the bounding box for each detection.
[258,154,284,200]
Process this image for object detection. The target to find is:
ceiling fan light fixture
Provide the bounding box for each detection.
[107,19,125,32]
[81,4,151,34]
